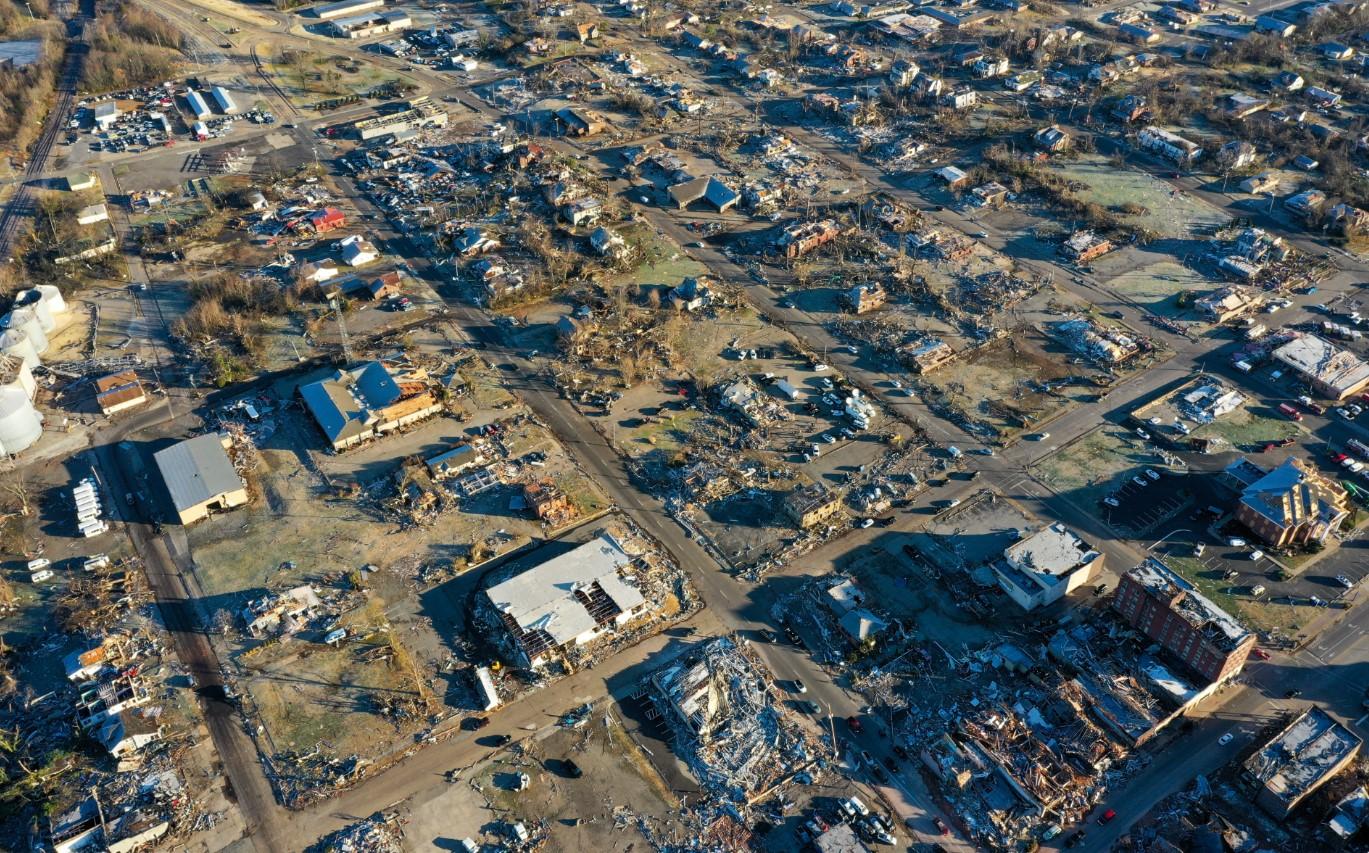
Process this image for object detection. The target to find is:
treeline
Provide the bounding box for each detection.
[82,1,185,92]
[0,0,63,156]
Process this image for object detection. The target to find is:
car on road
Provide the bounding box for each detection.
[791,679,808,694]
[489,734,512,746]
[971,231,988,239]
[892,744,910,760]
[1252,647,1271,660]
[795,700,820,714]
[1219,733,1235,746]
[783,626,802,645]
[1097,808,1117,825]
[1064,830,1086,848]
[846,716,863,733]
[883,756,899,772]
[1030,432,1051,440]
[942,498,962,508]
[464,715,490,730]
[932,817,950,835]
[1103,496,1120,508]
[1136,428,1151,440]
[857,517,874,528]
[757,628,779,643]
[1285,688,1302,698]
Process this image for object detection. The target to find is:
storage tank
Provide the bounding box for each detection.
[0,356,37,401]
[1,307,48,354]
[35,285,68,323]
[0,386,42,455]
[13,288,55,332]
[0,328,40,369]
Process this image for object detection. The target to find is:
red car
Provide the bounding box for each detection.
[933,817,949,835]
[1333,452,1349,463]
[1252,647,1271,660]
[1097,808,1117,825]
[846,716,863,733]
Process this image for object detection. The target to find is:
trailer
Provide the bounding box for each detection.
[1278,402,1303,421]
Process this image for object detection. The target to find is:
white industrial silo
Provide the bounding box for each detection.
[1,307,48,354]
[0,328,40,369]
[14,289,54,332]
[0,356,37,401]
[35,284,68,321]
[0,386,43,456]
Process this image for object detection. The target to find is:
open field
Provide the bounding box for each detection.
[1046,155,1229,239]
[1102,258,1213,318]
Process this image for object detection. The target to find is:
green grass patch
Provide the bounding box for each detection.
[1163,555,1318,634]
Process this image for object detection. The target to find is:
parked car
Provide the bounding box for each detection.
[846,716,863,733]
[1097,808,1117,825]
[933,817,950,835]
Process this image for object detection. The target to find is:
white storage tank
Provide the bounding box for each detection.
[1,307,47,354]
[0,328,40,369]
[0,386,42,455]
[14,289,54,332]
[35,284,69,321]
[0,356,37,401]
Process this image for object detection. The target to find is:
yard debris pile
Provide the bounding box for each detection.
[647,637,819,803]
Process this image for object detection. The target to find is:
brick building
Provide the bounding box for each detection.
[1227,457,1349,548]
[1112,559,1254,684]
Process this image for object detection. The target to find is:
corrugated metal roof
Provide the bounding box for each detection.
[153,433,243,512]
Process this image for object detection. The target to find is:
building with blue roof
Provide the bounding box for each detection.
[298,361,442,451]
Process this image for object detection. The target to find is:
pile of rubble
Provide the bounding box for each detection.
[647,637,819,803]
[313,813,405,853]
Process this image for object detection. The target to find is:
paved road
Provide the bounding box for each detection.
[1063,594,1369,851]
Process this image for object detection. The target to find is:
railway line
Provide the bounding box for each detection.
[0,0,92,262]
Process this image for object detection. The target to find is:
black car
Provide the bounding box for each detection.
[463,715,490,731]
[489,733,512,746]
[1285,688,1303,699]
[883,756,899,772]
[783,626,803,645]
[1064,830,1086,848]
[757,629,779,643]
[564,758,583,778]
[892,744,910,760]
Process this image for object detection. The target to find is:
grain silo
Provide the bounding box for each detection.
[0,385,42,455]
[0,356,37,400]
[1,307,48,354]
[0,328,40,369]
[14,288,54,332]
[35,285,68,320]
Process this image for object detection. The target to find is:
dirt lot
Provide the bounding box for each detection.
[401,707,679,851]
[921,326,1099,436]
[1033,424,1167,510]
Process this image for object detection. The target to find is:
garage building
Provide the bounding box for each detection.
[153,433,249,525]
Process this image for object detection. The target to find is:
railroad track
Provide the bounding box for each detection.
[0,0,90,262]
[251,44,301,119]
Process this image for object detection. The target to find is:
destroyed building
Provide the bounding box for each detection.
[299,360,443,451]
[783,482,844,529]
[1227,456,1349,548]
[1131,377,1246,439]
[1271,335,1369,401]
[1113,559,1254,684]
[993,523,1103,611]
[1243,706,1362,819]
[522,479,574,525]
[482,534,651,669]
[777,219,841,258]
[1061,230,1113,263]
[648,637,815,802]
[1054,317,1139,364]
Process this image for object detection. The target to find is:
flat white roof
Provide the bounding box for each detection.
[485,534,644,646]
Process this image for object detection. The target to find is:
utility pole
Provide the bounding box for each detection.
[329,296,352,363]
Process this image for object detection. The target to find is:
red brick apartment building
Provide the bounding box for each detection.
[1113,559,1254,684]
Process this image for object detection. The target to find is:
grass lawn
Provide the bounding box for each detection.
[1163,556,1318,634]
